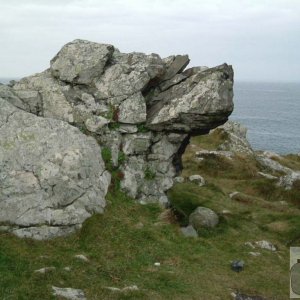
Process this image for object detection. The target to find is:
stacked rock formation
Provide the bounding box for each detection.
[0,39,234,239]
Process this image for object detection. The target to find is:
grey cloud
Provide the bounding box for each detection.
[0,0,299,81]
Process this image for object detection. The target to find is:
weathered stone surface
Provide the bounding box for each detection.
[118,92,146,124]
[0,39,234,231]
[0,98,110,239]
[216,121,254,154]
[146,64,234,133]
[189,174,205,186]
[278,171,300,190]
[180,225,198,237]
[52,286,86,300]
[255,240,276,251]
[162,55,190,80]
[189,207,219,230]
[50,39,114,85]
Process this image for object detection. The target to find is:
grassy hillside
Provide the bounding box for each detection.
[1,133,299,299]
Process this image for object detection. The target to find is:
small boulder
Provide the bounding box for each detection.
[255,240,276,251]
[74,254,89,262]
[174,176,185,183]
[52,286,86,300]
[189,207,219,230]
[231,260,244,272]
[34,267,56,274]
[180,225,198,238]
[189,174,205,186]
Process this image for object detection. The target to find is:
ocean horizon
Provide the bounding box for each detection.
[1,78,299,154]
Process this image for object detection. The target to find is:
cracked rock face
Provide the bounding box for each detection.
[0,39,234,239]
[0,98,110,240]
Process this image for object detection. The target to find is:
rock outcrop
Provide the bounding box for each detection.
[0,39,234,239]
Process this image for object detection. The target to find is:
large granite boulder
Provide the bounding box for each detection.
[0,39,234,239]
[0,98,110,239]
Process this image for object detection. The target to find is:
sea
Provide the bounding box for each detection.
[231,81,300,154]
[0,78,299,154]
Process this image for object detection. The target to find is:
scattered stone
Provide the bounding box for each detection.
[154,262,161,267]
[215,121,254,154]
[104,285,139,292]
[229,191,239,199]
[74,254,89,262]
[64,267,71,271]
[249,252,261,257]
[188,174,205,186]
[180,225,198,238]
[257,155,292,174]
[231,291,266,300]
[244,242,256,249]
[278,171,300,190]
[34,267,56,274]
[221,209,232,215]
[174,176,185,183]
[262,151,282,159]
[257,172,277,180]
[189,207,219,230]
[52,286,86,300]
[231,260,244,272]
[195,149,234,159]
[255,240,276,251]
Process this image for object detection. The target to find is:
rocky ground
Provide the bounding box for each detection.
[0,120,299,299]
[0,40,298,299]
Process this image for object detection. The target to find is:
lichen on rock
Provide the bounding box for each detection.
[0,39,234,239]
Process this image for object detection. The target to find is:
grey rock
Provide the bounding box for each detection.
[231,260,244,272]
[257,172,278,180]
[85,115,110,133]
[196,149,234,159]
[174,176,185,183]
[255,240,276,251]
[232,292,266,300]
[104,285,139,292]
[74,254,89,262]
[257,155,292,174]
[180,225,198,237]
[216,121,254,154]
[122,133,152,155]
[249,252,261,257]
[118,124,138,133]
[189,174,205,186]
[0,98,110,240]
[1,39,234,216]
[189,207,219,230]
[278,171,300,190]
[162,55,190,80]
[146,64,234,133]
[50,39,114,85]
[34,266,56,274]
[0,84,28,110]
[52,286,86,300]
[118,92,146,124]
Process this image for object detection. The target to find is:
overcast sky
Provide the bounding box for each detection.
[0,0,299,81]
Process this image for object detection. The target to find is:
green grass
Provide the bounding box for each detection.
[0,189,291,299]
[0,134,299,299]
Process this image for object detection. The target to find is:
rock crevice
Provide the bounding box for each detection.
[0,39,234,239]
